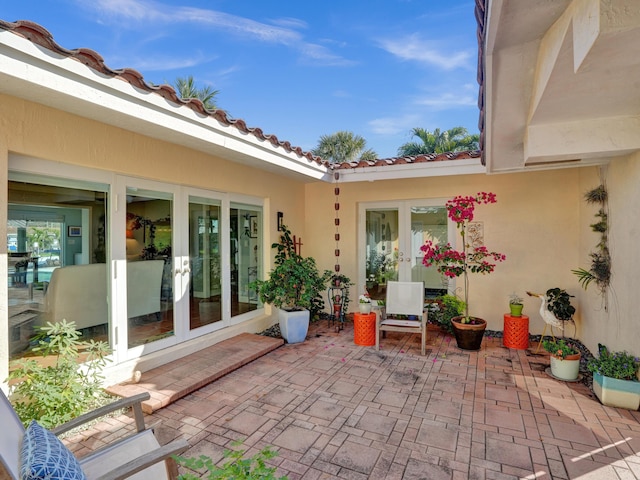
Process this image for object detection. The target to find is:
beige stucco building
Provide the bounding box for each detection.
[2,0,640,389]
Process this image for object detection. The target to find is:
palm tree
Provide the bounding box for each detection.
[173,75,219,110]
[312,131,378,164]
[397,127,479,156]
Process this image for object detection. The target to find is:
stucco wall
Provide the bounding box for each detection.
[0,94,310,386]
[305,169,582,333]
[0,94,307,236]
[577,155,640,359]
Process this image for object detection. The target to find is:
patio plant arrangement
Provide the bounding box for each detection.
[250,225,331,344]
[542,338,581,381]
[421,192,506,350]
[588,343,640,410]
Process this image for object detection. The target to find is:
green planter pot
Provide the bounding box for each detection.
[593,372,640,410]
[509,303,523,317]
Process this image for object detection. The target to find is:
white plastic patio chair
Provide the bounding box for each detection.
[375,281,428,355]
[0,390,189,480]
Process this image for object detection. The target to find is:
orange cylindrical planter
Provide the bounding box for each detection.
[353,312,376,346]
[503,314,529,349]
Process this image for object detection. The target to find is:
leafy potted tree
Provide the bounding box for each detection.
[542,338,581,381]
[421,192,506,350]
[250,225,331,344]
[588,344,640,410]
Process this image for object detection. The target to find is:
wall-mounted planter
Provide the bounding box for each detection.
[593,372,640,410]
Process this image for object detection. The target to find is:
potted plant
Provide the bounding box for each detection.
[509,293,524,317]
[588,343,640,410]
[542,338,581,381]
[545,288,575,322]
[421,192,506,350]
[250,225,331,344]
[358,293,372,314]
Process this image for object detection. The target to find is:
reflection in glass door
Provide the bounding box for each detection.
[362,201,450,300]
[365,209,399,300]
[230,204,262,317]
[126,188,174,348]
[189,198,221,329]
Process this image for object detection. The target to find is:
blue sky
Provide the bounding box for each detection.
[3,0,480,159]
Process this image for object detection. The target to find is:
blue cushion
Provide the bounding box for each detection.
[20,420,86,480]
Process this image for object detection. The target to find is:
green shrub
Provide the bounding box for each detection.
[426,294,466,334]
[587,343,640,381]
[176,441,287,480]
[7,320,111,428]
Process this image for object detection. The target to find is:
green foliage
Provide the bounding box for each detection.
[7,320,111,428]
[176,441,288,480]
[542,338,579,359]
[587,344,640,381]
[509,293,523,305]
[573,184,610,295]
[397,126,479,156]
[426,294,466,334]
[174,75,219,110]
[545,287,575,321]
[250,226,331,317]
[311,131,377,164]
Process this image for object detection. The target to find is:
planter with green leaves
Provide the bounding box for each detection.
[250,226,330,344]
[509,293,524,317]
[588,344,640,410]
[542,338,580,381]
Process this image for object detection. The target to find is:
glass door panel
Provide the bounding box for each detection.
[230,204,262,317]
[126,188,174,348]
[189,199,222,329]
[365,209,399,300]
[361,200,450,301]
[409,205,449,296]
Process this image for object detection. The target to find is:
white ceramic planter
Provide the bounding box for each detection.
[278,308,310,344]
[593,372,640,410]
[550,354,580,381]
[359,303,372,314]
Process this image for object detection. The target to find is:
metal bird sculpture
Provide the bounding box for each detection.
[527,291,563,353]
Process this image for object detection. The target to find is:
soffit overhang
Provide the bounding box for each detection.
[483,0,640,174]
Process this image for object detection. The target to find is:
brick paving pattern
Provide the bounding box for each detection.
[63,322,640,479]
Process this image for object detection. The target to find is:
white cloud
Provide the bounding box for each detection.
[378,33,472,70]
[368,114,422,135]
[416,92,477,109]
[115,52,215,72]
[83,0,349,66]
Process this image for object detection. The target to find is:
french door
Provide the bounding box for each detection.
[358,199,454,300]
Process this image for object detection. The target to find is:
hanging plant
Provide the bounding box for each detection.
[572,184,611,294]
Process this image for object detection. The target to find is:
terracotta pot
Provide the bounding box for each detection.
[451,316,487,350]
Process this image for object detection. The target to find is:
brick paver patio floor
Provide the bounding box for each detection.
[63,321,640,479]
